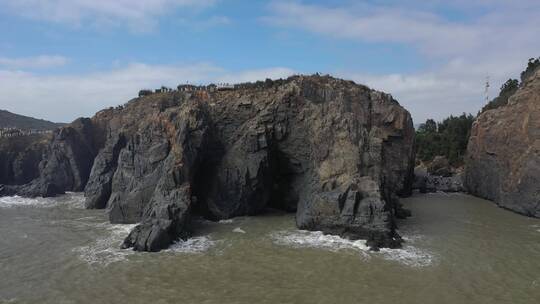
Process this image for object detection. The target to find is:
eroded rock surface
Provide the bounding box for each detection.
[465,69,540,217]
[0,134,50,186]
[1,75,415,251]
[0,118,100,197]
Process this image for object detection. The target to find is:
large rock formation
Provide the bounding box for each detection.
[0,134,51,186]
[0,118,101,197]
[0,75,415,251]
[465,69,540,217]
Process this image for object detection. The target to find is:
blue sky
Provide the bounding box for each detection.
[0,0,539,123]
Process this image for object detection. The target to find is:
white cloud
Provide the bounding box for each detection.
[0,63,295,123]
[0,0,217,31]
[265,1,540,58]
[264,1,540,122]
[340,57,530,122]
[0,55,69,69]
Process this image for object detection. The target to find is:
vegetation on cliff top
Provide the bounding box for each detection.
[481,57,540,113]
[415,113,475,166]
[416,57,540,166]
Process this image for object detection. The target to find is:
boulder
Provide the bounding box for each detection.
[413,162,464,193]
[427,156,452,177]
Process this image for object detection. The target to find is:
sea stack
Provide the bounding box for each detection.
[0,75,416,252]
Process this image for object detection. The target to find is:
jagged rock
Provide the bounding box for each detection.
[84,134,126,209]
[465,69,540,217]
[1,75,415,252]
[4,118,100,197]
[0,134,50,185]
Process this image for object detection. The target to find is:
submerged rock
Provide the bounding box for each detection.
[465,69,540,217]
[1,75,415,251]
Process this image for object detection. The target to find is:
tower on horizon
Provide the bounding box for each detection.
[485,76,490,103]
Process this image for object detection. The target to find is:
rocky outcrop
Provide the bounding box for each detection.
[465,69,540,217]
[413,166,464,193]
[1,75,415,251]
[0,118,101,197]
[0,134,50,186]
[413,156,464,193]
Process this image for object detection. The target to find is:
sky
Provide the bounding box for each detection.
[0,0,539,124]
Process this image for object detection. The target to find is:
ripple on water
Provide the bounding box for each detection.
[270,230,435,267]
[528,224,540,233]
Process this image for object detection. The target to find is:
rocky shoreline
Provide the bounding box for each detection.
[412,156,465,194]
[0,75,416,252]
[3,69,538,253]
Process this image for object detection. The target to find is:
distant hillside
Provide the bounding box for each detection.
[0,110,65,130]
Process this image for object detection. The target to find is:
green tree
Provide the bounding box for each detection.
[481,79,519,113]
[521,57,540,82]
[415,113,475,166]
[482,57,540,113]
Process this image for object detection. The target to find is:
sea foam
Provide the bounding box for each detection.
[270,229,435,267]
[167,236,218,253]
[0,192,85,209]
[72,224,137,267]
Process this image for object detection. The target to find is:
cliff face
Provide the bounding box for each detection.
[465,69,540,217]
[0,75,415,252]
[0,135,51,185]
[0,118,101,197]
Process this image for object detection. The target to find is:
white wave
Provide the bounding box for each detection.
[72,223,137,267]
[0,192,85,209]
[233,227,246,234]
[526,224,540,233]
[167,236,217,253]
[379,246,435,267]
[271,230,434,267]
[218,219,234,224]
[271,230,370,252]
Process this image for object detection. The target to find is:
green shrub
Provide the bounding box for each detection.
[415,113,475,166]
[481,79,519,113]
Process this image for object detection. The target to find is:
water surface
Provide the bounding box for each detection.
[1,193,539,303]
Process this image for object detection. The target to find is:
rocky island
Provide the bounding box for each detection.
[0,75,415,252]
